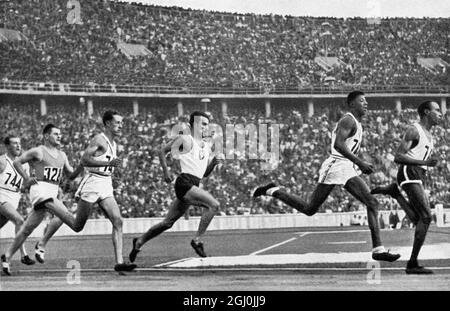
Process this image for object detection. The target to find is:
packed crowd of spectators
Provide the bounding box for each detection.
[1,0,448,218]
[1,0,449,88]
[1,101,449,218]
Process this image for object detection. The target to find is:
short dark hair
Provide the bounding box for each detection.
[347,91,365,106]
[103,110,120,126]
[417,101,435,118]
[43,124,58,135]
[189,111,210,128]
[3,135,19,145]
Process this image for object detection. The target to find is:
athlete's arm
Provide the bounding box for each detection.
[159,135,192,183]
[203,153,224,178]
[0,157,6,174]
[159,137,179,183]
[68,165,85,180]
[62,153,84,180]
[333,116,373,174]
[81,135,120,168]
[203,156,218,178]
[394,126,437,167]
[13,147,42,185]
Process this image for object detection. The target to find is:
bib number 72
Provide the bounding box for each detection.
[423,145,431,161]
[351,139,361,154]
[104,156,113,173]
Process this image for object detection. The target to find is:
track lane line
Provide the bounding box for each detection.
[154,257,193,267]
[249,232,309,256]
[327,241,367,245]
[294,229,398,235]
[5,266,450,274]
[295,229,370,235]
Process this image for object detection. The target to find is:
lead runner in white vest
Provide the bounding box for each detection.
[253,91,400,263]
[129,111,224,262]
[0,136,35,266]
[404,122,434,171]
[318,111,363,185]
[370,101,442,274]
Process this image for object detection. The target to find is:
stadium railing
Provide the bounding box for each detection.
[1,81,449,95]
[0,210,398,238]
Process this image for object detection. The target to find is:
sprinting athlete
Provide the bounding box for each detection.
[1,124,82,275]
[253,91,400,262]
[371,101,441,274]
[31,111,136,272]
[129,111,223,263]
[0,136,35,266]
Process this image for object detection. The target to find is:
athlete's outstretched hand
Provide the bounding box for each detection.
[109,158,122,167]
[425,157,438,167]
[212,154,225,167]
[358,161,374,175]
[164,173,173,183]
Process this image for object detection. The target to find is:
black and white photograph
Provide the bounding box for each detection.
[0,0,449,295]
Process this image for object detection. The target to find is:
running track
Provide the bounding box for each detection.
[1,226,450,290]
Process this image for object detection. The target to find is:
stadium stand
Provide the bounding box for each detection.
[0,0,449,88]
[0,101,448,218]
[0,1,449,218]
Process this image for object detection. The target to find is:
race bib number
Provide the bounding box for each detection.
[44,167,63,183]
[4,172,23,190]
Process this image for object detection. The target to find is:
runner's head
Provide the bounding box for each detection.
[43,124,61,147]
[4,136,21,157]
[103,110,123,137]
[418,101,441,126]
[347,91,368,116]
[189,111,210,138]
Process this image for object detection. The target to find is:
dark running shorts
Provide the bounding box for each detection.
[175,173,201,200]
[397,165,427,188]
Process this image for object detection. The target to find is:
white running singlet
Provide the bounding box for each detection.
[406,123,434,170]
[0,155,29,193]
[330,112,363,160]
[178,135,210,179]
[86,133,117,176]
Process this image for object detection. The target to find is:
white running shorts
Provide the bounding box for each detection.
[318,156,361,185]
[75,173,114,204]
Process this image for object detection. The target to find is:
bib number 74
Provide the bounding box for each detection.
[4,172,22,189]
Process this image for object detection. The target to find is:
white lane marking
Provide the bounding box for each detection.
[249,237,297,256]
[164,243,450,268]
[149,266,450,272]
[249,232,309,256]
[8,266,450,273]
[154,257,193,267]
[294,229,394,235]
[295,229,375,235]
[327,241,367,245]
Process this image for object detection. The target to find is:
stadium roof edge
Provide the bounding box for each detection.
[112,1,450,19]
